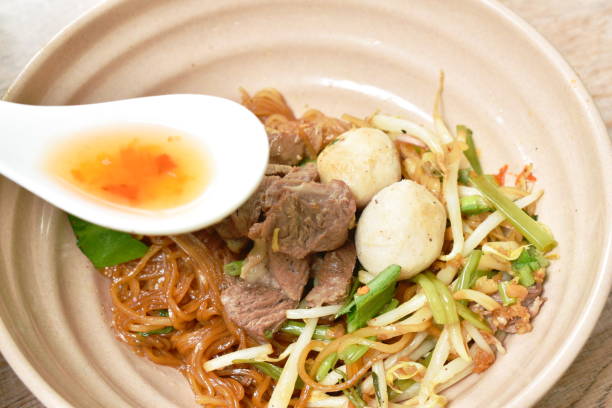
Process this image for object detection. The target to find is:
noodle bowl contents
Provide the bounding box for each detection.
[48,125,209,210]
[69,80,557,407]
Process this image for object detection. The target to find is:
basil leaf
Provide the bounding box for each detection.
[68,214,149,268]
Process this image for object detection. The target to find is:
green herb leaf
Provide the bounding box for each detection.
[155,309,169,317]
[224,260,244,276]
[511,245,549,287]
[140,326,174,337]
[68,214,149,268]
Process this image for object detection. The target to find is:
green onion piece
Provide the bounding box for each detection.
[335,278,360,318]
[469,174,557,252]
[419,351,433,367]
[343,388,366,408]
[380,298,400,315]
[224,260,244,276]
[458,168,472,185]
[68,214,149,268]
[279,320,333,340]
[511,245,549,287]
[140,326,174,337]
[460,195,494,215]
[315,352,338,382]
[372,371,383,405]
[498,282,517,306]
[339,338,374,364]
[234,360,304,389]
[427,272,459,324]
[454,250,483,292]
[413,273,446,324]
[455,301,493,333]
[459,126,482,175]
[347,265,401,332]
[154,309,169,317]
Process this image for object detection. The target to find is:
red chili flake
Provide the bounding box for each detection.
[494,164,509,186]
[356,286,370,295]
[155,154,176,174]
[102,184,139,201]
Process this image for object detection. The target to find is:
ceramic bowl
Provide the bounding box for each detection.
[1,1,610,407]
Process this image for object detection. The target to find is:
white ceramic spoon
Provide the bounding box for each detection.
[0,94,269,235]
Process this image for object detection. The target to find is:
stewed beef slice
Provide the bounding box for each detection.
[267,127,306,165]
[249,179,356,259]
[304,240,356,307]
[263,163,318,211]
[221,277,297,341]
[268,249,310,301]
[215,175,280,239]
[265,163,294,176]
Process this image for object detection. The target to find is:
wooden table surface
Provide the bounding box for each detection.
[0,0,610,407]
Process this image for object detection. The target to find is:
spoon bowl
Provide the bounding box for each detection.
[0,95,269,234]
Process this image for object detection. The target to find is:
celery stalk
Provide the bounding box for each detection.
[455,301,492,333]
[459,126,482,175]
[454,250,483,292]
[427,272,459,324]
[413,273,447,324]
[470,174,557,252]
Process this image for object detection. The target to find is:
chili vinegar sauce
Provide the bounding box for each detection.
[47,125,210,210]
